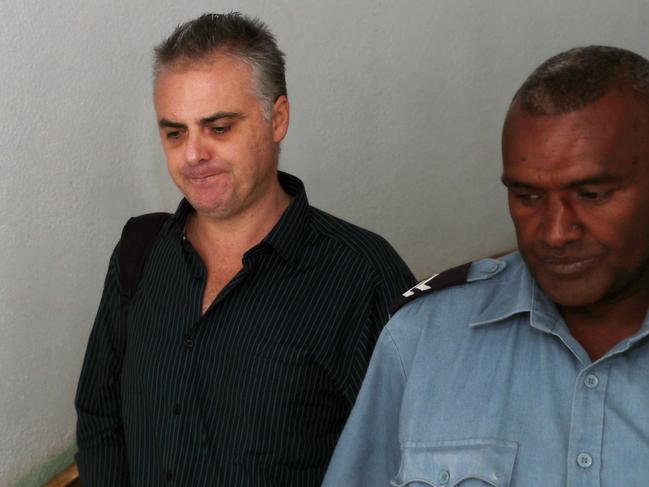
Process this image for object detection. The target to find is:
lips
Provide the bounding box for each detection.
[182,163,229,180]
[538,255,601,277]
[184,169,229,187]
[188,172,222,181]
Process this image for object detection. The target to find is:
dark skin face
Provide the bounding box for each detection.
[502,88,649,331]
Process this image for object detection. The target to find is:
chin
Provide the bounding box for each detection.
[193,201,234,219]
[535,275,608,310]
[185,189,232,214]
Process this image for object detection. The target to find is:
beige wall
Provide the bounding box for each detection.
[1,0,648,484]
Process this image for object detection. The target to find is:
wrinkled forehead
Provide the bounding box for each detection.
[500,96,649,191]
[503,90,649,164]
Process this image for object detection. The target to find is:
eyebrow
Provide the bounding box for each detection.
[158,119,186,130]
[501,173,621,190]
[158,111,245,129]
[200,111,244,124]
[500,177,535,189]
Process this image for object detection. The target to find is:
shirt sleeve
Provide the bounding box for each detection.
[75,246,131,486]
[322,327,406,486]
[343,243,415,406]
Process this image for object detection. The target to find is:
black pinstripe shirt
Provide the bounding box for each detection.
[75,172,415,487]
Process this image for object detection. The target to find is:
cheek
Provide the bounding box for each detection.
[509,209,537,244]
[579,202,645,250]
[617,216,649,259]
[164,153,183,177]
[226,128,263,159]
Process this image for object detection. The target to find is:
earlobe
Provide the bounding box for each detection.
[272,96,289,142]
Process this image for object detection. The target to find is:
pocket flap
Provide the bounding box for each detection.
[391,438,518,487]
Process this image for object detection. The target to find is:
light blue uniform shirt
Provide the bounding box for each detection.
[323,252,649,487]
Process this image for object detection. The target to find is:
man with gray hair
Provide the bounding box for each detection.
[323,45,649,485]
[75,13,414,486]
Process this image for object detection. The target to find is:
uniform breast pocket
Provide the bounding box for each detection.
[390,438,518,487]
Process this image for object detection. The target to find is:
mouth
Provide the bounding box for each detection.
[186,171,227,184]
[189,173,219,180]
[538,255,602,277]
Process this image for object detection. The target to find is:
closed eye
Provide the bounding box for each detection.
[510,190,542,203]
[577,190,610,202]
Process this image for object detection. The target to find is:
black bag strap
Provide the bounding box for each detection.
[118,212,170,309]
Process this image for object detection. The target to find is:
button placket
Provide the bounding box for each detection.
[566,365,610,487]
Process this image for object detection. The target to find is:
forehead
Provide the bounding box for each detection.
[502,90,649,183]
[153,55,257,117]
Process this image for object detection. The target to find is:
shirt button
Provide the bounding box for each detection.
[577,453,593,469]
[439,469,450,485]
[173,403,181,416]
[584,374,599,389]
[184,337,194,349]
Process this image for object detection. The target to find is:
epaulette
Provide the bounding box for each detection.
[390,262,472,315]
[390,258,508,315]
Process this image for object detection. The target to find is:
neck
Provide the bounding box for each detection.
[561,287,649,361]
[187,181,292,263]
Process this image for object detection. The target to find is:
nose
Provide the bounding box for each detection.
[540,196,582,248]
[184,132,210,166]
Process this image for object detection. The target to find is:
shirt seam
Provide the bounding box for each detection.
[340,274,385,400]
[384,326,408,383]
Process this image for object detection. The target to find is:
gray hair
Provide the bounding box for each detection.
[153,12,287,119]
[513,45,649,115]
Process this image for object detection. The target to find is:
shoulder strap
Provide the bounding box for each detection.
[390,262,472,315]
[118,212,170,309]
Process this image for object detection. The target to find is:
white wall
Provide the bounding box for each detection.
[1,0,648,484]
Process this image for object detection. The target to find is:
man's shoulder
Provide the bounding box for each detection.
[308,206,391,247]
[390,251,527,317]
[382,252,530,366]
[308,206,401,258]
[307,206,414,283]
[117,211,173,306]
[118,211,173,261]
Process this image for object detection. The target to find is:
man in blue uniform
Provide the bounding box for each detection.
[323,45,649,486]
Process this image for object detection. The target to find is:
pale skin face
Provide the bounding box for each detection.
[502,88,649,314]
[153,54,289,222]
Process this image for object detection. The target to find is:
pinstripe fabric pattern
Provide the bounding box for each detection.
[75,172,415,486]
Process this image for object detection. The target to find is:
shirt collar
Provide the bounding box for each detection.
[469,253,555,328]
[170,198,193,235]
[169,171,311,266]
[261,171,311,266]
[468,252,649,364]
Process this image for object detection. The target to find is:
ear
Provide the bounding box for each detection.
[271,95,289,143]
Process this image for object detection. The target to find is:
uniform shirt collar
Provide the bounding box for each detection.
[468,252,564,330]
[468,253,536,327]
[468,252,649,365]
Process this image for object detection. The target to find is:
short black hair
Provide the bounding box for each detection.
[514,45,649,115]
